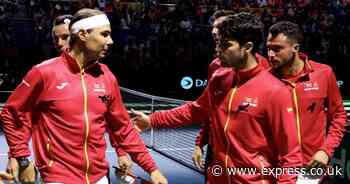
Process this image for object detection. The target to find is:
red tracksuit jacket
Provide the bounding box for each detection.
[273,53,347,165]
[0,51,157,184]
[150,60,301,183]
[194,57,221,148]
[195,54,270,148]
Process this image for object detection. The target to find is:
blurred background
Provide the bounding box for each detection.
[0,0,349,183]
[0,0,349,100]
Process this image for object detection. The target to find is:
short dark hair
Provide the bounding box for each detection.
[218,12,264,54]
[53,14,73,27]
[212,10,235,20]
[213,10,226,19]
[269,21,303,44]
[69,8,104,46]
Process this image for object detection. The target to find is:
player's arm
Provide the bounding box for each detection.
[105,75,167,184]
[317,68,347,163]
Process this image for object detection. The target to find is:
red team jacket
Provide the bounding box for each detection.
[272,53,347,165]
[195,54,270,148]
[194,57,221,148]
[150,58,301,183]
[0,51,157,184]
[149,53,347,183]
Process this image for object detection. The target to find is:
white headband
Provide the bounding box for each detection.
[70,14,110,34]
[63,18,71,25]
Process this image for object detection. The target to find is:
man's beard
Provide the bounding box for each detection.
[275,52,296,73]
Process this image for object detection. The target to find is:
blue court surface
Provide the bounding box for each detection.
[0,130,204,184]
[2,87,347,184]
[0,88,207,184]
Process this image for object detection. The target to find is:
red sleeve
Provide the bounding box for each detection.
[267,86,301,183]
[106,129,127,156]
[150,87,210,128]
[105,75,157,174]
[195,122,210,148]
[150,59,218,145]
[0,67,43,158]
[320,68,347,157]
[193,59,221,148]
[194,59,222,148]
[115,147,127,157]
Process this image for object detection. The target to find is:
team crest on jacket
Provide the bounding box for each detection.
[237,97,258,112]
[98,95,111,104]
[56,82,68,90]
[93,83,106,93]
[241,97,258,107]
[303,81,319,91]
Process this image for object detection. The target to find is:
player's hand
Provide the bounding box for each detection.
[307,150,329,169]
[18,162,35,184]
[192,146,204,170]
[150,170,167,184]
[6,157,18,183]
[131,109,151,132]
[0,171,14,184]
[118,155,133,175]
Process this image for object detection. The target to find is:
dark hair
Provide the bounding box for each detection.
[53,14,73,27]
[213,10,226,19]
[211,10,235,23]
[69,8,104,46]
[269,21,303,44]
[218,12,264,54]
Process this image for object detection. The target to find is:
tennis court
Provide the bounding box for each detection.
[1,89,350,184]
[0,88,205,184]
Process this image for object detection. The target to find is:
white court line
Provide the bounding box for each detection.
[157,148,193,151]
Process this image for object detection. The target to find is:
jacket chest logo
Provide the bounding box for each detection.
[98,95,111,104]
[237,97,258,112]
[93,83,106,93]
[56,82,69,90]
[303,81,319,91]
[242,97,258,107]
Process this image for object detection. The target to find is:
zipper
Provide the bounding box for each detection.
[224,87,237,184]
[257,156,266,184]
[80,70,90,184]
[46,138,54,167]
[292,85,302,145]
